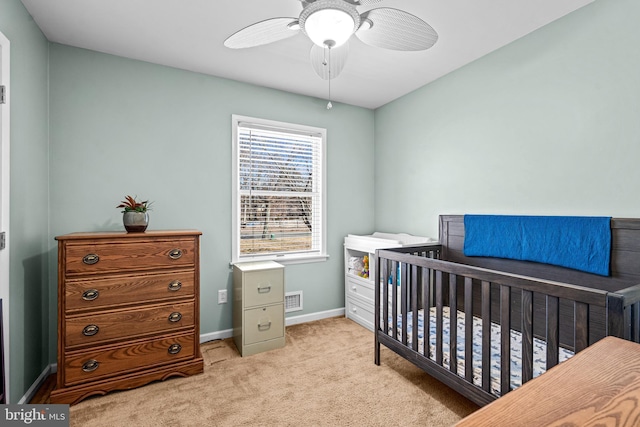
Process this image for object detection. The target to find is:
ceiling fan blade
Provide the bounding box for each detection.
[310,43,349,80]
[224,17,299,49]
[304,0,383,5]
[351,0,384,5]
[356,8,438,51]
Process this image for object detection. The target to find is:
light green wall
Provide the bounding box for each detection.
[3,0,637,404]
[374,0,640,238]
[48,44,375,356]
[0,0,50,403]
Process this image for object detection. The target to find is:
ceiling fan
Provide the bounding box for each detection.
[224,0,438,84]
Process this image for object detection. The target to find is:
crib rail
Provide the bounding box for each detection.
[374,245,635,406]
[612,286,640,342]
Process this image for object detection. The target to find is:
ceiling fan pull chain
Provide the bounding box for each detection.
[326,44,332,110]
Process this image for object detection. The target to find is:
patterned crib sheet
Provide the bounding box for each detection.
[387,307,573,396]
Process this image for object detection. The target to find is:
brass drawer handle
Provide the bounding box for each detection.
[168,312,182,323]
[82,359,99,372]
[168,343,182,355]
[82,324,100,337]
[258,321,272,331]
[168,280,182,291]
[82,289,100,301]
[257,285,272,294]
[168,249,183,260]
[82,254,100,265]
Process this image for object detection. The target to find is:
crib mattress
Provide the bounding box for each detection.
[387,307,573,396]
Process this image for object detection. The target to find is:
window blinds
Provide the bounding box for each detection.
[237,123,323,258]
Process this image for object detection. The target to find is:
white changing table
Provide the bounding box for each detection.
[344,232,435,331]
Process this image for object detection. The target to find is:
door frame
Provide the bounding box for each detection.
[0,29,11,403]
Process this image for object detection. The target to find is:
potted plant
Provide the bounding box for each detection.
[117,195,152,232]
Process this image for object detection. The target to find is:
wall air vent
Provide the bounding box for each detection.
[285,291,303,313]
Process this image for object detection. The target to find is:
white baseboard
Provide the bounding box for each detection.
[25,308,347,402]
[199,307,345,343]
[18,364,54,404]
[200,328,233,343]
[284,307,345,326]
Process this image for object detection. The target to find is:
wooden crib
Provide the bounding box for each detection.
[374,215,640,406]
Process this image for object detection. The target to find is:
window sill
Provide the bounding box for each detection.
[231,253,329,266]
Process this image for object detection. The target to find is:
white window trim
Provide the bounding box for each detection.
[231,114,328,265]
[0,29,10,403]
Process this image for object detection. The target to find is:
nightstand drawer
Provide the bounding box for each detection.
[243,268,284,308]
[244,304,284,345]
[64,238,196,276]
[65,301,195,348]
[63,332,195,387]
[65,271,195,312]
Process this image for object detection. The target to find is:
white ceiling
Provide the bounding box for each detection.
[21,0,593,109]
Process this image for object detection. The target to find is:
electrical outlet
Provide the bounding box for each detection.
[218,289,228,304]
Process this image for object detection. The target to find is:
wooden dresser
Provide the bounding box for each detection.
[51,230,204,405]
[456,336,640,426]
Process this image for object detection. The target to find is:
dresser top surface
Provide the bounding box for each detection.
[56,229,202,241]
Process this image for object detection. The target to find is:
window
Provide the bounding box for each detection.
[232,115,327,264]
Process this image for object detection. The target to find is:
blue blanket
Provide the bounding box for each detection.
[463,215,611,276]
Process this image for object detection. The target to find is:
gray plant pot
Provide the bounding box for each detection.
[123,211,149,232]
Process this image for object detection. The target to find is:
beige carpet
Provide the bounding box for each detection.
[69,316,479,426]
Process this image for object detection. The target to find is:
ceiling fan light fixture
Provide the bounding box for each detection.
[300,0,360,48]
[358,18,373,31]
[305,9,353,47]
[288,20,300,31]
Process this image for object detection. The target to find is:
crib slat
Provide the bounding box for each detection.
[436,270,444,366]
[391,261,398,340]
[606,294,624,340]
[521,289,534,384]
[382,259,388,335]
[411,264,419,352]
[464,277,473,383]
[575,301,589,352]
[500,285,511,394]
[633,303,640,343]
[546,295,559,369]
[623,304,631,342]
[422,267,432,357]
[449,274,458,375]
[481,281,491,392]
[401,262,408,346]
[375,254,383,365]
[626,303,637,342]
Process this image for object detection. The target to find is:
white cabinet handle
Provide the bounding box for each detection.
[351,286,357,291]
[351,307,357,313]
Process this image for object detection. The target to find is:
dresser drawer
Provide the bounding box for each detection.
[346,277,374,304]
[346,297,374,331]
[243,304,284,345]
[65,271,195,312]
[243,268,284,308]
[65,301,195,348]
[63,332,196,386]
[64,238,196,276]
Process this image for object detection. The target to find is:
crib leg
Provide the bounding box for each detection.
[375,335,381,365]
